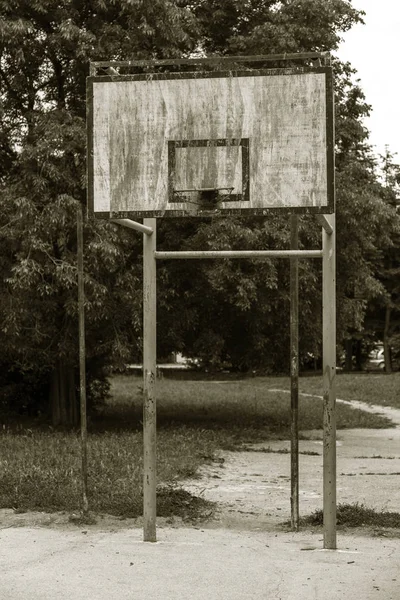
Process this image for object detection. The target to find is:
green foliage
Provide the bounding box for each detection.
[192,0,363,55]
[333,62,400,367]
[357,149,400,371]
[157,215,322,371]
[0,1,196,419]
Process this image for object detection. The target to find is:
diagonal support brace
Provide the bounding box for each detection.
[111,218,154,236]
[316,214,334,235]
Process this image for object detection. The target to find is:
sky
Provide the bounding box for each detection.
[336,0,400,162]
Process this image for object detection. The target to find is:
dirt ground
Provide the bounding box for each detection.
[184,429,400,532]
[1,397,400,599]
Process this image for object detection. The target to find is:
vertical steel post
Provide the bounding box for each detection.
[322,213,337,549]
[143,218,157,542]
[77,205,89,515]
[290,214,299,530]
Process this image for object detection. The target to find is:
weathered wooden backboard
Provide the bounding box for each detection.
[87,67,334,217]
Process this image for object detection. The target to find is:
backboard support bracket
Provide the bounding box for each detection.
[111,218,154,235]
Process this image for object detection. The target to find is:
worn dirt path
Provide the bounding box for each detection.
[184,392,400,529]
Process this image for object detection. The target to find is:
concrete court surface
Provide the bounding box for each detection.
[0,524,399,600]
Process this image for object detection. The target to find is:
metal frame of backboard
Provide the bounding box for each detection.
[85,53,337,550]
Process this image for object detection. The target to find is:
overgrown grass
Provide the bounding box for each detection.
[0,373,394,518]
[0,427,220,518]
[300,503,400,529]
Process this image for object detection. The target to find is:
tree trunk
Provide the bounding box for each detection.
[383,304,392,374]
[50,360,78,426]
[344,338,353,371]
[354,339,363,371]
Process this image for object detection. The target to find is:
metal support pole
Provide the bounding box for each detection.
[155,250,323,260]
[322,213,336,549]
[77,205,88,515]
[290,214,299,531]
[143,218,157,542]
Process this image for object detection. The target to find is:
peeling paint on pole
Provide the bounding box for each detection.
[143,218,157,542]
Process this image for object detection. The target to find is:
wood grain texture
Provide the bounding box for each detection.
[91,71,329,215]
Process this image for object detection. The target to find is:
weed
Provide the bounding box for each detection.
[299,503,400,529]
[157,485,215,522]
[239,446,290,454]
[69,512,97,526]
[363,472,400,476]
[355,455,398,460]
[238,446,320,456]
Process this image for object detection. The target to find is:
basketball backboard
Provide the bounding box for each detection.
[87,64,334,217]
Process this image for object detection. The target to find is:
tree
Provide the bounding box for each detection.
[328,60,400,370]
[364,149,400,372]
[0,1,199,423]
[191,0,362,55]
[381,147,400,201]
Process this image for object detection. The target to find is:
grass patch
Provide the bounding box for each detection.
[300,503,400,529]
[106,375,393,433]
[0,373,394,518]
[0,427,219,519]
[298,372,400,409]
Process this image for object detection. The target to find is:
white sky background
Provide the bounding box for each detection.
[336,0,400,162]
